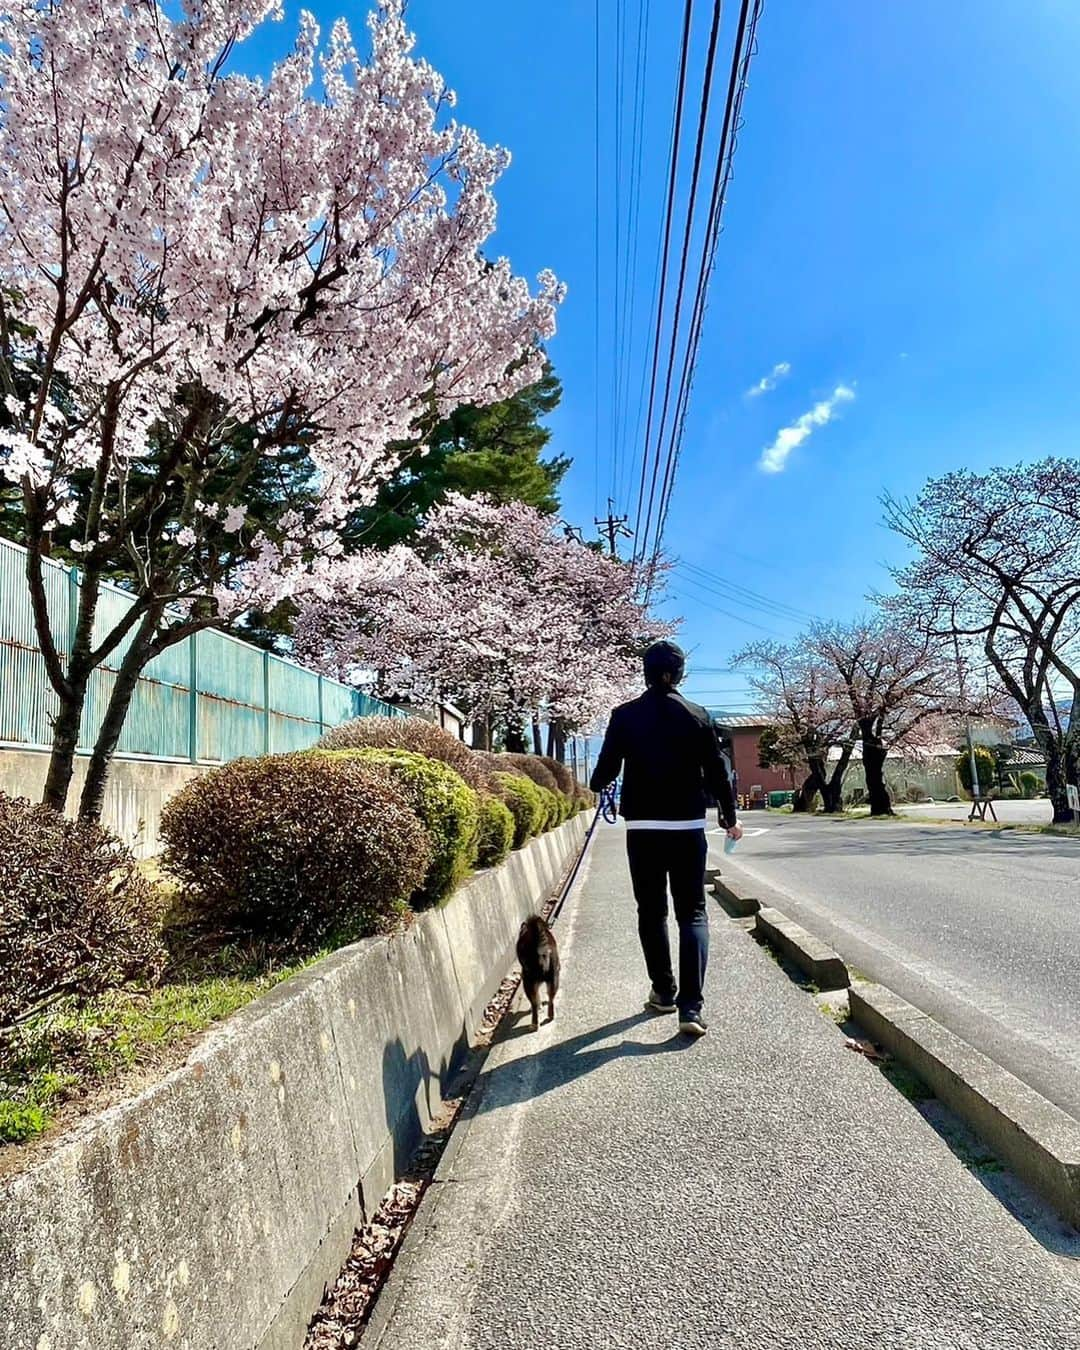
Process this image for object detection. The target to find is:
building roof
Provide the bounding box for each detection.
[707,712,777,730]
[1006,745,1046,767]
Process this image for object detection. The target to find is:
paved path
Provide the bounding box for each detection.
[895,800,1052,824]
[724,814,1080,1119]
[371,823,1080,1350]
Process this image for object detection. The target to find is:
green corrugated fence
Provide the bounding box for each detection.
[0,534,403,763]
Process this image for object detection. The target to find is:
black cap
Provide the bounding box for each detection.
[643,640,686,687]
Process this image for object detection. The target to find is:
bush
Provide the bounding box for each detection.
[0,793,164,1027]
[476,793,515,869]
[1019,771,1040,800]
[538,755,576,798]
[0,1099,47,1143]
[161,754,430,945]
[505,753,561,795]
[956,745,998,796]
[492,771,546,848]
[339,749,480,907]
[573,786,596,814]
[318,715,490,791]
[533,786,559,832]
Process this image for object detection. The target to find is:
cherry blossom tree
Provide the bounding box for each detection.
[295,495,668,752]
[0,0,561,816]
[740,620,961,815]
[733,638,855,813]
[810,619,955,816]
[885,459,1080,823]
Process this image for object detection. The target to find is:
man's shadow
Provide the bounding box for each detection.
[473,1011,693,1114]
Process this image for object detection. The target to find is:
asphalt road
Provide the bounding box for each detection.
[373,824,1080,1350]
[721,814,1080,1119]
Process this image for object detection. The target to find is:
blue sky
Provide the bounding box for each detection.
[243,2,1080,709]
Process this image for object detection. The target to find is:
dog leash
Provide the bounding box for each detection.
[549,784,619,923]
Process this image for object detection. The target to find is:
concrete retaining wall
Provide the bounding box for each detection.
[0,748,207,857]
[0,814,588,1350]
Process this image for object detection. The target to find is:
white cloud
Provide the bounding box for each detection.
[746,361,791,398]
[758,384,855,475]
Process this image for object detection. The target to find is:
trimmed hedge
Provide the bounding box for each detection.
[0,794,164,1027]
[337,748,480,908]
[161,754,430,945]
[476,793,515,869]
[505,753,561,795]
[538,755,576,798]
[318,715,490,791]
[493,771,547,848]
[536,786,564,832]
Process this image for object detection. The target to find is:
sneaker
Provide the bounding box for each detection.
[679,1011,707,1037]
[644,987,678,1014]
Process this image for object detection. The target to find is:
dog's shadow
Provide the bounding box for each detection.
[474,1011,692,1113]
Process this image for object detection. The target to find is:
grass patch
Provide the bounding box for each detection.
[879,1059,934,1103]
[0,909,324,1146]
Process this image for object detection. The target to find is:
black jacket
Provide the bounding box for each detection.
[589,687,738,827]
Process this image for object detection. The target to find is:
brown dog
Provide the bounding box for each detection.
[516,915,560,1031]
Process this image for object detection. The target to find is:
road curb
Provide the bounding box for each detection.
[755,906,850,991]
[850,982,1080,1228]
[710,876,761,917]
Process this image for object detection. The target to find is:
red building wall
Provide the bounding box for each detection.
[727,728,796,796]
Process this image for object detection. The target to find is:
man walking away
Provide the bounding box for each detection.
[590,641,741,1037]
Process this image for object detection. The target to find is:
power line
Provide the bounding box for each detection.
[668,581,782,635]
[593,0,602,517]
[675,557,821,624]
[635,0,726,570]
[643,0,766,581]
[614,0,651,509]
[611,0,625,505]
[630,0,696,561]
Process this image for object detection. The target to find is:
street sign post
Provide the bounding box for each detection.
[1067,782,1079,825]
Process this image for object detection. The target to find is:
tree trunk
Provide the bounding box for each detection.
[825,743,855,813]
[504,723,527,754]
[78,608,163,823]
[791,773,818,813]
[472,717,492,752]
[549,719,567,764]
[41,681,88,812]
[860,721,894,816]
[531,719,543,755]
[38,557,104,813]
[1042,736,1071,823]
[820,777,843,814]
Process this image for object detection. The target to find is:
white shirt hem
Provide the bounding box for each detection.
[624,818,708,831]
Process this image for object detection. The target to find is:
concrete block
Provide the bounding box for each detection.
[755,906,850,991]
[850,982,1080,1228]
[0,813,589,1350]
[0,746,205,856]
[711,877,761,917]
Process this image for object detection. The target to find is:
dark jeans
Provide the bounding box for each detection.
[625,828,709,1016]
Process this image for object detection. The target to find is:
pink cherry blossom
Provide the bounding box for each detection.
[0,0,562,614]
[295,495,674,734]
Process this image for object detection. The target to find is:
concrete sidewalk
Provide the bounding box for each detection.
[370,823,1080,1350]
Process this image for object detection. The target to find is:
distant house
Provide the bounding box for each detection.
[708,712,793,798]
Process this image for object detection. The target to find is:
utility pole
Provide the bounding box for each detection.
[594,498,633,557]
[952,630,981,800]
